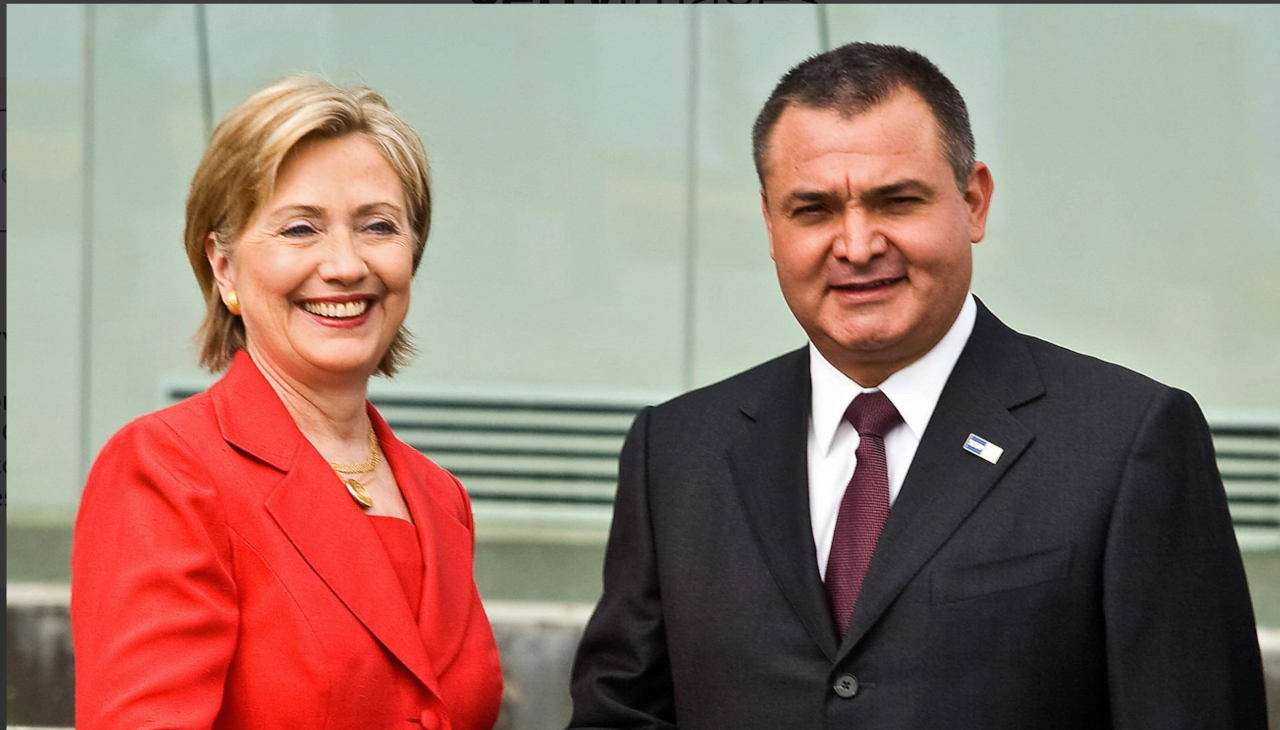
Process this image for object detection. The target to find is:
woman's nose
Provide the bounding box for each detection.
[318,230,369,283]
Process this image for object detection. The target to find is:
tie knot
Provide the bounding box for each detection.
[845,391,901,438]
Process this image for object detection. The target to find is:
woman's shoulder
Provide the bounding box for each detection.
[87,391,223,489]
[102,390,219,456]
[75,391,235,550]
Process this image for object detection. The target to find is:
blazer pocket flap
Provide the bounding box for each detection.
[931,545,1072,605]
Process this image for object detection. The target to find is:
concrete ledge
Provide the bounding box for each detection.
[6,595,74,728]
[5,584,586,730]
[1260,627,1280,725]
[8,584,1279,729]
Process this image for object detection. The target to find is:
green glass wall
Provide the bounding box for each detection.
[8,4,1280,617]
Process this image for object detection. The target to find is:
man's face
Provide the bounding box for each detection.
[760,90,993,385]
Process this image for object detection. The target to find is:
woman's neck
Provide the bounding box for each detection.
[246,347,374,463]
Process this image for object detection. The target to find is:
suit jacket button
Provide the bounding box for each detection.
[418,710,438,729]
[833,673,859,698]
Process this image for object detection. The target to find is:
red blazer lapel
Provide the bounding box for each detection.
[371,407,476,676]
[211,351,442,698]
[211,351,299,473]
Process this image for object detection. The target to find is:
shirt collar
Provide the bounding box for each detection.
[809,292,977,454]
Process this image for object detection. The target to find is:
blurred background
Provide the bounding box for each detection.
[7,3,1280,728]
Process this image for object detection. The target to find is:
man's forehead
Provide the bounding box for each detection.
[762,96,947,197]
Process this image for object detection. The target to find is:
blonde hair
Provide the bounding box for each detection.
[184,74,432,375]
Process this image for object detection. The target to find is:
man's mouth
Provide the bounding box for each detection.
[300,299,371,319]
[832,277,904,292]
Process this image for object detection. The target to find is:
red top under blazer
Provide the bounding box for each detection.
[71,351,503,730]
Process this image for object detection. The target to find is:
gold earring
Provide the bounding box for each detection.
[224,289,241,316]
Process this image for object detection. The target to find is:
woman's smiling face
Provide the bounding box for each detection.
[209,134,415,387]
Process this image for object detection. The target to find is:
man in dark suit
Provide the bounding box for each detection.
[567,42,1268,729]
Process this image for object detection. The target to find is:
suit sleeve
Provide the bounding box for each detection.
[1102,387,1269,729]
[568,407,677,730]
[71,418,240,730]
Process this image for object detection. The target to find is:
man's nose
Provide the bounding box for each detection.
[831,208,888,265]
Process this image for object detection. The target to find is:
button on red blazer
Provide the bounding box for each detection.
[71,351,504,730]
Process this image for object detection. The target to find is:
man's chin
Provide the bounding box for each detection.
[824,325,905,357]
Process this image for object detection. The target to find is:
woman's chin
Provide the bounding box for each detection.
[295,332,391,374]
[310,352,383,379]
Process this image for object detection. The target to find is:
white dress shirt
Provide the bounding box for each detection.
[809,293,977,579]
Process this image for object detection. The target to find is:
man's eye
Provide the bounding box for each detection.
[886,197,923,207]
[793,205,826,216]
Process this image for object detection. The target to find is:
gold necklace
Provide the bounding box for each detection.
[329,424,379,509]
[328,424,380,473]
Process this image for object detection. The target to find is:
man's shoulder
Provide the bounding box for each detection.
[649,347,807,419]
[973,302,1175,405]
[1018,331,1169,399]
[991,324,1202,439]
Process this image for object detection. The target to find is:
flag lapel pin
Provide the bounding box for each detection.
[963,433,1004,465]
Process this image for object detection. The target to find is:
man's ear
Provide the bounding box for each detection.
[761,188,777,261]
[206,232,235,296]
[965,162,995,243]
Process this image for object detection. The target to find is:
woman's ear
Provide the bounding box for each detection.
[206,232,235,296]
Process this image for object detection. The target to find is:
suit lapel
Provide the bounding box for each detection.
[264,453,443,697]
[728,348,841,660]
[211,351,440,696]
[838,301,1044,658]
[372,407,473,677]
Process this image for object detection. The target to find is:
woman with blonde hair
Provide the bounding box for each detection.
[71,75,503,730]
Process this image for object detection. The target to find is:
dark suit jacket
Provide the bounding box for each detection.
[568,301,1267,730]
[72,350,503,730]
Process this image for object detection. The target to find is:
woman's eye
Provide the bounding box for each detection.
[280,223,318,237]
[365,220,398,235]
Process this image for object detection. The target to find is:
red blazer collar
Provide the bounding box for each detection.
[209,350,303,472]
[208,350,449,698]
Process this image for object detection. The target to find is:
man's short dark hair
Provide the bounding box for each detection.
[752,42,975,193]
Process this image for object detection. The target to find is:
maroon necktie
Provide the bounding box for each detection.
[825,390,902,640]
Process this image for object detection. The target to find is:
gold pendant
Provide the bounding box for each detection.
[344,478,374,509]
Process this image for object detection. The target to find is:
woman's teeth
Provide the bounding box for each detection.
[302,300,369,319]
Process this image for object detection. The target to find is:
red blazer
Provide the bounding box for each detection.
[72,351,503,730]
